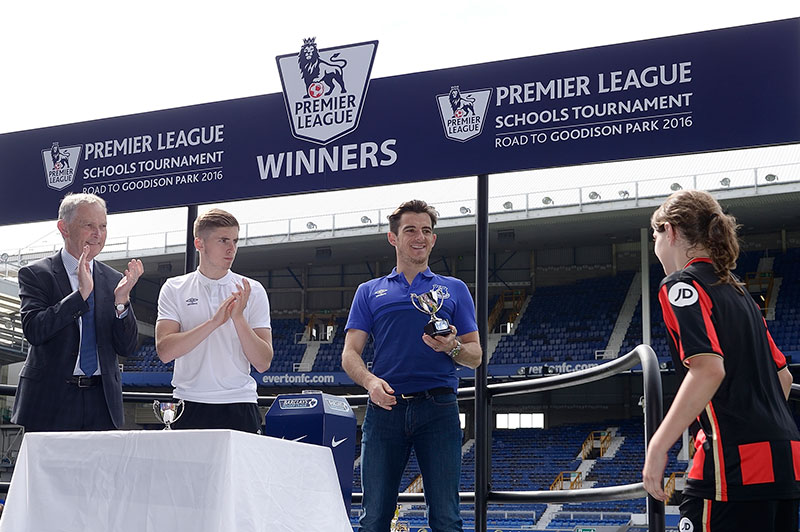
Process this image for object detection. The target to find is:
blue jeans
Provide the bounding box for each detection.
[359,392,463,532]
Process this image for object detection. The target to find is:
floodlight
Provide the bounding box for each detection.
[618,190,630,199]
[542,197,554,205]
[306,222,317,230]
[503,201,513,210]
[765,173,778,182]
[360,216,372,224]
[588,191,601,200]
[459,206,472,215]
[670,183,682,191]
[720,178,731,187]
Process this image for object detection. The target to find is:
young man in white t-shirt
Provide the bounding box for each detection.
[155,208,273,432]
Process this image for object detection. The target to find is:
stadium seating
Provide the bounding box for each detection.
[313,317,376,372]
[491,273,634,366]
[770,248,800,354]
[350,419,681,530]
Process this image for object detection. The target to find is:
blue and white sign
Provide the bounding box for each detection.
[436,86,493,142]
[1,19,799,225]
[278,397,318,409]
[41,142,82,191]
[276,38,378,145]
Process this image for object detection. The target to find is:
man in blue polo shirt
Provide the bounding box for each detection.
[342,199,482,532]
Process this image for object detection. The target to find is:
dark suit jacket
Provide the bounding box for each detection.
[11,251,138,430]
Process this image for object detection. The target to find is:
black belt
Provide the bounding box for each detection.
[400,387,453,400]
[66,375,102,388]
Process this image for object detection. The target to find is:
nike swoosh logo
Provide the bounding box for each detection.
[291,435,307,442]
[331,436,347,448]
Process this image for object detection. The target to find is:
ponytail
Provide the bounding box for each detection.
[652,190,742,287]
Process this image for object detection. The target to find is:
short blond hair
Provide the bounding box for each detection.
[194,208,239,238]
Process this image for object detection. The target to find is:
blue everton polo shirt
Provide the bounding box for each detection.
[345,267,478,395]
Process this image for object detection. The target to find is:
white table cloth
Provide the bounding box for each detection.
[0,429,352,532]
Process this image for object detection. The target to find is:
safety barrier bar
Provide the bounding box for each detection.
[6,346,795,530]
[0,345,664,529]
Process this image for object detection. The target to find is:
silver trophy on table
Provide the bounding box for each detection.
[410,287,452,337]
[153,399,185,430]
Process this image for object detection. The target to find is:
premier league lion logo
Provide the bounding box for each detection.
[42,141,82,190]
[449,86,476,118]
[50,142,71,170]
[436,85,492,142]
[298,37,348,98]
[277,38,377,144]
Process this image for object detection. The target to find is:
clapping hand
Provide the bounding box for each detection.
[230,279,251,319]
[114,258,144,302]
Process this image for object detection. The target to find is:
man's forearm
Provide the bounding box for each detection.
[454,340,482,369]
[156,320,218,363]
[342,349,376,390]
[233,317,272,373]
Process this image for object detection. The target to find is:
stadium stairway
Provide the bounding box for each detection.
[604,272,641,357]
[533,426,621,529]
[296,342,319,371]
[486,294,530,363]
[534,503,562,529]
[767,276,782,321]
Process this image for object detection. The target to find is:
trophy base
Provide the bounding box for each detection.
[424,319,452,337]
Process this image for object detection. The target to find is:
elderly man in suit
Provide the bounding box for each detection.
[12,193,143,431]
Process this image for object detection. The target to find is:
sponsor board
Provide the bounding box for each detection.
[1,20,798,225]
[278,397,318,409]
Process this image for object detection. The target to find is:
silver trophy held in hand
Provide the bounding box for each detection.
[153,400,185,430]
[410,287,452,337]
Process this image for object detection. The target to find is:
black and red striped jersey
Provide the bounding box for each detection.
[659,257,800,501]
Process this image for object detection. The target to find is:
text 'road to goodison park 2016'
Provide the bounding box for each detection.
[493,62,694,148]
[81,124,226,195]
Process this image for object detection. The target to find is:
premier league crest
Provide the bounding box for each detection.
[276,38,378,145]
[41,142,82,191]
[436,86,492,142]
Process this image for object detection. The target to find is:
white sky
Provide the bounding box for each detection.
[1,0,799,253]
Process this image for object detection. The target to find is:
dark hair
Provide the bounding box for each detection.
[651,190,741,286]
[387,199,438,234]
[194,208,239,238]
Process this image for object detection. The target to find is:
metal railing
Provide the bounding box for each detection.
[1,160,797,270]
[4,346,800,530]
[0,344,664,529]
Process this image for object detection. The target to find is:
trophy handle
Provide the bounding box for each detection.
[152,400,161,423]
[173,399,185,423]
[409,293,425,314]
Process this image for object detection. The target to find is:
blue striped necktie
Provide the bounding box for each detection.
[79,291,98,376]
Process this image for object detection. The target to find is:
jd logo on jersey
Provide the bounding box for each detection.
[668,282,698,307]
[276,38,378,145]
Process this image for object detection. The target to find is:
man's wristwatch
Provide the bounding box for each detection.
[115,301,130,313]
[448,339,462,358]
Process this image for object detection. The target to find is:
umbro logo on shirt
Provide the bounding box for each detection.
[185,297,199,306]
[374,289,388,298]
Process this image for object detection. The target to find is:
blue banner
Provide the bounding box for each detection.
[120,361,622,388]
[1,19,798,225]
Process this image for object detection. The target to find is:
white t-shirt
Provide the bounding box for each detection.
[157,270,271,404]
